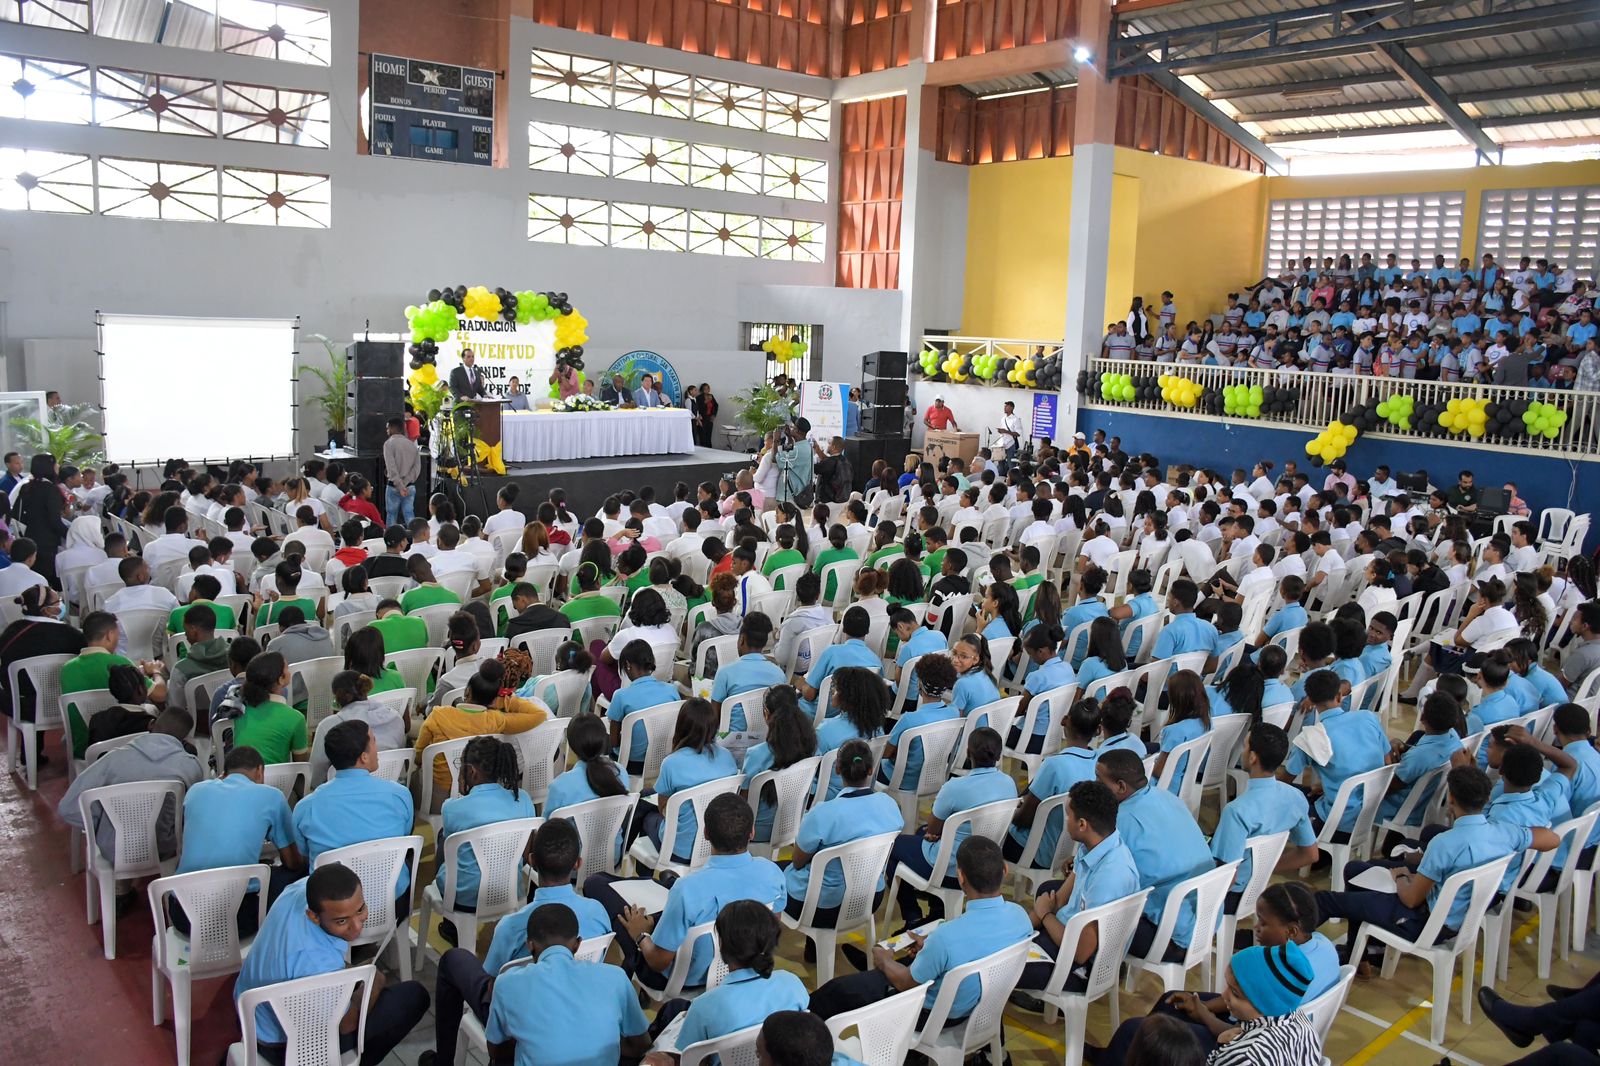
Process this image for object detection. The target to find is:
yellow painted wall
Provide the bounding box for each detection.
[1264,158,1600,262]
[960,149,1266,339]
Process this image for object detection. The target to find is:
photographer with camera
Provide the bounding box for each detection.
[771,417,818,507]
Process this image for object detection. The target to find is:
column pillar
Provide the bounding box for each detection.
[898,77,938,356]
[1061,0,1118,430]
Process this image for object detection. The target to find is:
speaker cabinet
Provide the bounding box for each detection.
[862,350,908,379]
[861,378,907,407]
[347,340,404,379]
[352,377,405,451]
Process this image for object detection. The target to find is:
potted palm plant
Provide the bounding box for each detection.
[300,333,352,448]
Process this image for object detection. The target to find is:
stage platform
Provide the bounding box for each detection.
[439,446,753,519]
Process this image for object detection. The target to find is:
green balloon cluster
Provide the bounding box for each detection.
[1523,400,1569,439]
[405,300,459,344]
[1376,394,1415,432]
[1222,383,1264,418]
[514,290,564,325]
[917,348,943,378]
[972,352,1002,380]
[1100,372,1135,402]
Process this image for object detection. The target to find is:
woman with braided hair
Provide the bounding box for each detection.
[434,734,536,917]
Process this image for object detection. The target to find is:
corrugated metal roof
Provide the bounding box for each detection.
[961,67,1076,98]
[1121,0,1600,152]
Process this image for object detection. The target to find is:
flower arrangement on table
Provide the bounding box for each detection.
[550,394,615,413]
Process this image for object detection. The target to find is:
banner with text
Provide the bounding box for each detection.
[1032,392,1058,440]
[437,320,555,399]
[799,380,852,441]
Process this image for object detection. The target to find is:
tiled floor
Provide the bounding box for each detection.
[4,725,1596,1066]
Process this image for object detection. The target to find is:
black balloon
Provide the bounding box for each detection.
[426,289,441,302]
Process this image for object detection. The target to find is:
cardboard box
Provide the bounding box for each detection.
[923,430,981,469]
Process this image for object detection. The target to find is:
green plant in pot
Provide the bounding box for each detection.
[10,415,104,469]
[733,381,792,440]
[301,333,352,447]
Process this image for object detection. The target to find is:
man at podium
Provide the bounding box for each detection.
[449,348,489,400]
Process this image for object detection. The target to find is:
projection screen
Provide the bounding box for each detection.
[100,314,297,464]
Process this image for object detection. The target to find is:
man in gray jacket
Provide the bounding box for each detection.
[272,605,334,707]
[59,707,203,869]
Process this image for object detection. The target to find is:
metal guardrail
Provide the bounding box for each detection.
[917,336,1600,461]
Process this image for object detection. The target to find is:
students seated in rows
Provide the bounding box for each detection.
[590,792,785,990]
[433,736,537,923]
[739,687,817,843]
[415,658,546,802]
[797,605,879,717]
[815,668,889,800]
[1006,695,1102,868]
[1279,668,1389,835]
[879,654,961,788]
[1212,724,1320,910]
[1153,669,1211,790]
[711,612,785,732]
[294,720,414,897]
[633,697,737,863]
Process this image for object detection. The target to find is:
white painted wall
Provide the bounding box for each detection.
[0,8,940,454]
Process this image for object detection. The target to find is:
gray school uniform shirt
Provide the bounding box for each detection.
[59,732,203,860]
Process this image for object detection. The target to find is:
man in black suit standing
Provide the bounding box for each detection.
[449,348,489,400]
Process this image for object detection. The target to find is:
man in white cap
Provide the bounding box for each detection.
[923,395,959,432]
[1069,431,1089,456]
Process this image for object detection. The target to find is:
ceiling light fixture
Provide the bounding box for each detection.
[976,85,1055,101]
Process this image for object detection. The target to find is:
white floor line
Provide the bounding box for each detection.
[1339,1004,1486,1066]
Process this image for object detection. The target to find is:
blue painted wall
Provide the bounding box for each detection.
[1074,407,1596,547]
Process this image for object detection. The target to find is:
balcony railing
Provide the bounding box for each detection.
[916,336,1600,462]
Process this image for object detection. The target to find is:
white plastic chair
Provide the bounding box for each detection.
[225,964,375,1066]
[118,607,171,662]
[719,686,769,737]
[949,697,1022,776]
[1374,761,1450,845]
[556,793,636,882]
[642,918,723,1004]
[149,864,271,1066]
[313,836,423,981]
[1212,831,1289,993]
[1122,860,1240,995]
[81,779,187,959]
[1001,684,1079,780]
[1198,713,1251,811]
[630,775,742,878]
[329,611,376,652]
[417,736,475,832]
[385,647,448,695]
[412,602,460,646]
[617,700,684,793]
[825,981,931,1066]
[511,628,568,676]
[6,652,73,790]
[747,755,823,859]
[887,798,1019,922]
[287,655,344,734]
[324,748,414,786]
[260,762,310,806]
[679,1021,762,1066]
[880,718,966,830]
[692,633,740,679]
[1306,764,1397,891]
[1152,731,1212,816]
[64,688,120,779]
[1039,890,1151,1066]
[1484,810,1599,984]
[508,717,570,807]
[1350,853,1513,1044]
[821,560,863,612]
[1011,792,1076,900]
[438,569,475,602]
[414,817,542,969]
[781,831,898,987]
[1302,963,1357,1047]
[909,938,1032,1066]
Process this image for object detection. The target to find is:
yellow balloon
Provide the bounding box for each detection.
[1467,423,1485,438]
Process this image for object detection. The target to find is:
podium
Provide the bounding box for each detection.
[463,398,505,448]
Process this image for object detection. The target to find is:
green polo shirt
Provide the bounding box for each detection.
[62,649,136,758]
[399,584,461,614]
[256,596,318,628]
[368,613,429,654]
[168,600,238,635]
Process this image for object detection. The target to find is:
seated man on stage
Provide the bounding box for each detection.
[600,373,630,407]
[449,348,489,400]
[505,377,531,411]
[633,374,663,409]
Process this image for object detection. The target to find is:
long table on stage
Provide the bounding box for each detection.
[500,407,696,463]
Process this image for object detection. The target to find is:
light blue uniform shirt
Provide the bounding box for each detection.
[484,884,613,973]
[1152,614,1219,661]
[1262,603,1307,642]
[1419,813,1533,929]
[1118,782,1215,947]
[908,895,1032,1017]
[1097,732,1146,760]
[1024,656,1078,736]
[654,745,739,859]
[896,626,950,702]
[1008,747,1097,863]
[1061,831,1141,918]
[816,716,882,799]
[1487,788,1555,891]
[485,946,648,1066]
[787,788,903,908]
[884,701,959,786]
[1076,656,1119,692]
[1283,706,1389,832]
[1211,777,1316,892]
[923,766,1018,865]
[1504,672,1541,714]
[545,758,630,815]
[650,852,786,987]
[608,676,680,761]
[1063,600,1109,664]
[1213,630,1245,661]
[291,769,415,891]
[1559,740,1600,860]
[1157,717,1208,791]
[806,639,882,692]
[1120,593,1160,660]
[1332,657,1368,709]
[1378,732,1462,824]
[1525,665,1568,709]
[1262,678,1295,711]
[741,742,818,841]
[711,653,787,731]
[981,616,1013,642]
[178,773,293,877]
[1468,689,1522,767]
[952,668,1001,722]
[436,782,538,906]
[1357,644,1392,703]
[1301,932,1342,1000]
[678,968,810,1050]
[234,879,348,1045]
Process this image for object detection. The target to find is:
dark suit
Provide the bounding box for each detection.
[450,364,488,400]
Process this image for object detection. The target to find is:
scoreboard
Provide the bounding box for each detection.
[369,53,495,166]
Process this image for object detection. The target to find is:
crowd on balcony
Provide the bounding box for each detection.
[1101,253,1600,390]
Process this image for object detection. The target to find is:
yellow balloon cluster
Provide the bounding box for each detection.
[1439,396,1490,437]
[1158,374,1202,408]
[462,285,502,320]
[941,353,972,383]
[761,336,809,361]
[555,310,589,350]
[1306,420,1359,464]
[1005,358,1036,386]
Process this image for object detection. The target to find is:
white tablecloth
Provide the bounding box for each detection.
[500,408,695,463]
